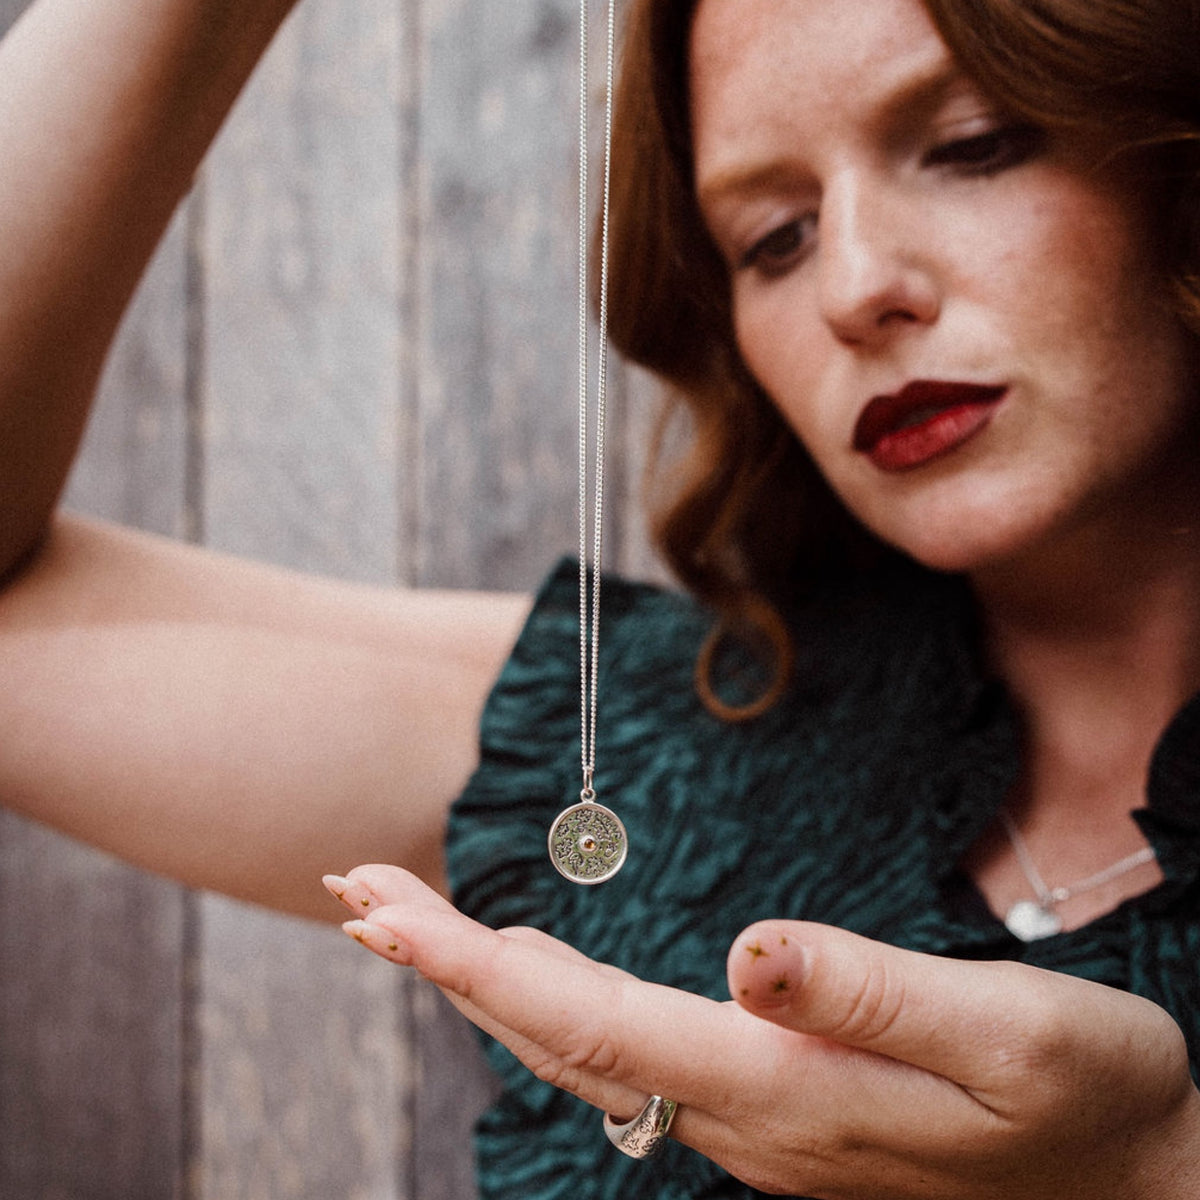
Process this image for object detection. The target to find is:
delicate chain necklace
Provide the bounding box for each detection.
[547,0,628,885]
[998,809,1157,941]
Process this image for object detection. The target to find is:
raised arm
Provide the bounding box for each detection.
[0,0,296,574]
[0,0,534,920]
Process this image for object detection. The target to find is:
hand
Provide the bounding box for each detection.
[326,865,1200,1199]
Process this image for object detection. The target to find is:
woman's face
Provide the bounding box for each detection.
[689,0,1198,575]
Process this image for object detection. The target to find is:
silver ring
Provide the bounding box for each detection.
[602,1095,678,1159]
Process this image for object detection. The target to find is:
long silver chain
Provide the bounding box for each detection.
[999,809,1156,910]
[578,0,616,801]
[546,0,626,885]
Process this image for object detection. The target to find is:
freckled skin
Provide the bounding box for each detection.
[772,976,791,995]
[746,942,768,959]
[690,0,1200,577]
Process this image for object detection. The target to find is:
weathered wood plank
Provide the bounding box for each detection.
[413,0,582,592]
[408,2,588,1192]
[0,192,194,1198]
[0,0,665,1197]
[194,2,412,1197]
[0,823,188,1199]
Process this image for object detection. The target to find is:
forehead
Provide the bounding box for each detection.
[689,0,955,180]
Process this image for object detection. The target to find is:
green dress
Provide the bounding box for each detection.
[447,558,1200,1200]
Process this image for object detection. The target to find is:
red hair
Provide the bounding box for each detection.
[605,0,1200,717]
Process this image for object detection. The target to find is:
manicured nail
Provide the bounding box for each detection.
[322,874,350,901]
[341,919,410,964]
[322,874,377,913]
[731,925,808,1009]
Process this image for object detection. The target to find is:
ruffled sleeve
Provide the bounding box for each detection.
[444,560,750,1200]
[447,558,587,928]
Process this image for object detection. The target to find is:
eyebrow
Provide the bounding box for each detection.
[695,58,968,209]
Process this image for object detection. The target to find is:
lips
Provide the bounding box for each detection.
[853,381,1007,472]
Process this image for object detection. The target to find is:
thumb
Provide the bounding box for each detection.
[726,919,1120,1087]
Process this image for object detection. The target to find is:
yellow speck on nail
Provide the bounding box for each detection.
[388,942,398,952]
[780,935,788,945]
[746,941,768,959]
[360,897,370,907]
[353,928,365,944]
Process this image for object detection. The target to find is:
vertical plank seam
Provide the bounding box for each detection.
[399,3,425,1195]
[180,180,208,1200]
[184,182,208,548]
[179,892,203,1200]
[396,0,425,590]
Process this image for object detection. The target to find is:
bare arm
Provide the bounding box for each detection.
[0,515,531,919]
[0,0,540,918]
[0,0,297,574]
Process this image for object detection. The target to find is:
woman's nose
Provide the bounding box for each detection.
[816,177,940,346]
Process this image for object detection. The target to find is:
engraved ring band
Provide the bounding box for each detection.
[602,1095,679,1159]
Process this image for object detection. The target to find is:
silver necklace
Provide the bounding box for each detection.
[548,0,627,885]
[998,809,1156,941]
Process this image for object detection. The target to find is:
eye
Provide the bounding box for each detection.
[737,215,817,278]
[924,123,1046,177]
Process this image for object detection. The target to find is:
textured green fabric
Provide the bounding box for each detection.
[447,558,1200,1200]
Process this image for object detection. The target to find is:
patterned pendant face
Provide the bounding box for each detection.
[548,801,628,884]
[1004,899,1063,942]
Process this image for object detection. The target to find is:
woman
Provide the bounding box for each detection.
[0,0,1198,1197]
[334,1,1200,1194]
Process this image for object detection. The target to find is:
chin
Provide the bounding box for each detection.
[847,468,1069,577]
[861,506,1047,577]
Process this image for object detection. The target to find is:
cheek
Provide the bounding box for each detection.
[997,178,1161,355]
[732,286,829,438]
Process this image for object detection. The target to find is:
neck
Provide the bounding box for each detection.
[970,502,1200,819]
[958,473,1200,929]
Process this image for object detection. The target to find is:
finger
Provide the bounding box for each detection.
[322,861,437,915]
[343,862,447,909]
[344,864,644,978]
[344,910,677,1124]
[322,872,383,916]
[351,891,747,1112]
[727,919,1120,1089]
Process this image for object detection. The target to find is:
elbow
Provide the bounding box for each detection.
[0,513,54,593]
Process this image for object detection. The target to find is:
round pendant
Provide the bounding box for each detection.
[1004,899,1063,942]
[548,801,628,884]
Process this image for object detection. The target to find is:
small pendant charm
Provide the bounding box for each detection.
[1004,899,1063,942]
[548,801,627,884]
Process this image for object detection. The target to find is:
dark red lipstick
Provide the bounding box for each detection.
[853,381,1007,472]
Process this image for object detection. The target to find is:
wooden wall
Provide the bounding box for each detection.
[0,1,662,1196]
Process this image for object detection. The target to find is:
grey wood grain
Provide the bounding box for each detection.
[0,0,666,1196]
[0,201,194,1199]
[413,0,581,591]
[193,4,413,1197]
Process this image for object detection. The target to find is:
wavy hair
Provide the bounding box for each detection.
[605,0,1200,718]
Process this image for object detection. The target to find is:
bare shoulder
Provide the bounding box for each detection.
[0,514,532,919]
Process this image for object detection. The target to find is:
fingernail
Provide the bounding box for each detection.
[732,929,808,1008]
[341,920,411,965]
[322,874,377,913]
[322,874,350,901]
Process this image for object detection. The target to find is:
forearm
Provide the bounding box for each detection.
[0,0,298,574]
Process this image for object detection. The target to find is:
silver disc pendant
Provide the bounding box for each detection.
[1004,899,1063,942]
[548,801,628,884]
